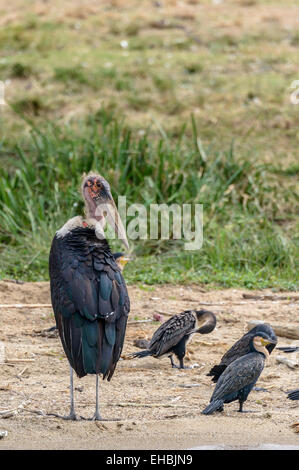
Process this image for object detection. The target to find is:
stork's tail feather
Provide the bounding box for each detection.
[201,399,224,415]
[130,349,152,359]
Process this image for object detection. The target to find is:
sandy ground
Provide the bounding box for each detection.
[0,280,298,450]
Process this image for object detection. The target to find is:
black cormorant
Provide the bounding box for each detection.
[207,323,277,383]
[277,346,299,353]
[287,389,299,400]
[131,309,217,369]
[202,331,277,414]
[49,173,130,420]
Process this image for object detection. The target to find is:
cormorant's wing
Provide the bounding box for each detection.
[287,389,299,400]
[211,352,264,402]
[149,312,196,357]
[208,323,277,382]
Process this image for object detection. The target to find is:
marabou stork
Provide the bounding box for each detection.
[49,173,130,421]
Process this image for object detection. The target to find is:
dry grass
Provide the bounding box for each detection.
[1,0,299,164]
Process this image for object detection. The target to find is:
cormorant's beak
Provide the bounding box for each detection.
[95,191,129,251]
[117,255,130,271]
[261,338,276,347]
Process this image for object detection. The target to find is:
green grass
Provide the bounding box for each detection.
[0,1,298,289]
[0,113,298,289]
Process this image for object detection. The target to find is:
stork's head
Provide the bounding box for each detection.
[82,173,129,250]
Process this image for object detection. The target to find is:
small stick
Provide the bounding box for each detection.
[16,366,28,378]
[105,402,190,408]
[0,304,52,309]
[127,319,153,325]
[4,359,35,364]
[243,294,299,302]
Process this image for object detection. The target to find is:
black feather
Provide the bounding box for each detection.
[49,226,130,380]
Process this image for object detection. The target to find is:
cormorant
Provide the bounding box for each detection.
[131,309,217,369]
[202,331,276,415]
[287,389,299,400]
[277,346,299,353]
[49,173,130,421]
[207,323,277,383]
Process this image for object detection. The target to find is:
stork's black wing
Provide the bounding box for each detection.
[149,311,196,357]
[49,228,130,380]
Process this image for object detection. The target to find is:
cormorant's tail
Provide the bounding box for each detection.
[201,399,224,415]
[130,349,152,359]
[287,389,299,400]
[277,346,299,353]
[206,364,226,383]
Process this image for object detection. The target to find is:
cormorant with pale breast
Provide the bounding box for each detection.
[202,331,276,414]
[131,309,217,369]
[207,323,277,383]
[49,173,130,421]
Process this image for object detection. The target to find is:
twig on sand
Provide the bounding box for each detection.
[0,304,52,309]
[105,402,190,408]
[3,359,35,364]
[0,400,29,418]
[243,294,299,302]
[127,319,153,325]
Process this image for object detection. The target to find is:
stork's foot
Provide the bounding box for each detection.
[47,412,81,421]
[80,415,120,422]
[91,411,103,421]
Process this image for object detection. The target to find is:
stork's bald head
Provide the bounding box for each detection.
[82,173,129,250]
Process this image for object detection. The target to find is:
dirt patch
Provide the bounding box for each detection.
[0,281,298,449]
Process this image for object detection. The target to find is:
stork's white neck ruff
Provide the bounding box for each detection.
[56,216,106,240]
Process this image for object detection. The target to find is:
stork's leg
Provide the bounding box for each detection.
[81,375,120,422]
[92,374,102,421]
[68,365,78,419]
[47,366,79,420]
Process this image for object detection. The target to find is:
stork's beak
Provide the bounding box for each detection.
[95,193,129,251]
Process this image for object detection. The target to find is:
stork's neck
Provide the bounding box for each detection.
[56,216,106,241]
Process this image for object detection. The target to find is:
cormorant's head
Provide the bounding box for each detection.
[113,252,130,271]
[248,323,277,354]
[251,331,277,358]
[193,309,217,334]
[82,173,129,250]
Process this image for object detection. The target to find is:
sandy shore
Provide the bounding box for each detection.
[0,281,298,449]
